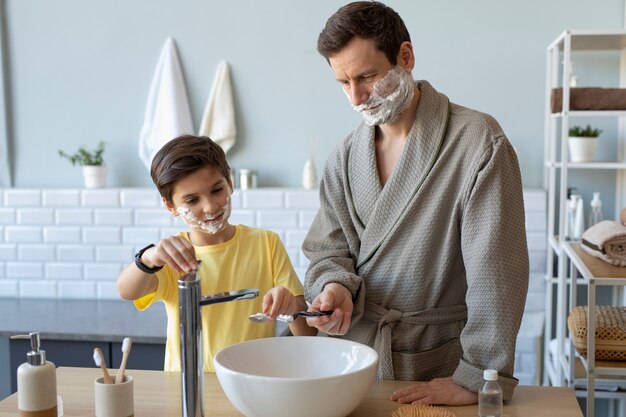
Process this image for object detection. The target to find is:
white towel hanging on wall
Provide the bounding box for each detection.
[198,61,237,153]
[138,37,193,169]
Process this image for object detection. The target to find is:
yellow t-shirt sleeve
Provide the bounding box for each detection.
[133,266,177,311]
[269,232,303,296]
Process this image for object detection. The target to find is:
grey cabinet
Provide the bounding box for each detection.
[8,338,164,394]
[110,341,165,371]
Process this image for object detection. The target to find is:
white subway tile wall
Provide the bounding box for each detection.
[19,280,56,298]
[243,191,284,209]
[0,244,16,261]
[0,188,321,296]
[0,187,546,383]
[45,263,83,280]
[56,208,93,225]
[4,190,41,207]
[0,208,15,224]
[43,190,81,207]
[94,209,133,226]
[17,208,54,225]
[58,280,96,299]
[0,280,17,297]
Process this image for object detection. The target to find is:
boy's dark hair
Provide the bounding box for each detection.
[317,1,411,65]
[150,135,231,204]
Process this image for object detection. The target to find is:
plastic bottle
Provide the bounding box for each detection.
[588,192,604,227]
[573,195,585,240]
[478,369,502,417]
[11,332,57,416]
[567,195,580,240]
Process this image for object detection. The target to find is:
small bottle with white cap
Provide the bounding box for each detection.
[588,192,604,227]
[478,369,502,417]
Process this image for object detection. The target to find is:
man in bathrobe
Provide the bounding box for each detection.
[303,1,529,406]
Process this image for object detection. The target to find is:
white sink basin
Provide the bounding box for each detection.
[214,336,379,417]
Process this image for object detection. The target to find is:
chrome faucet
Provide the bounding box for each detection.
[178,263,259,417]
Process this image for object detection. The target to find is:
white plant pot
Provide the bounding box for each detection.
[82,165,107,189]
[568,136,598,162]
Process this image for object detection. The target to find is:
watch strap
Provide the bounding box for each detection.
[134,244,163,274]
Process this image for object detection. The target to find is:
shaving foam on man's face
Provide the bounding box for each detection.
[176,196,232,235]
[348,65,415,126]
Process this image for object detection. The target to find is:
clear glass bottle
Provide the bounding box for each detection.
[478,369,502,417]
[588,192,604,227]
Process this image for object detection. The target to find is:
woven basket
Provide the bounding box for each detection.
[567,306,626,361]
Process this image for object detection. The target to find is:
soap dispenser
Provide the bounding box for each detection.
[10,332,57,417]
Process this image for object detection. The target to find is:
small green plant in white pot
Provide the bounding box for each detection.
[58,141,107,188]
[568,125,602,162]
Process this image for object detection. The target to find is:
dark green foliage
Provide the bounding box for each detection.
[568,125,602,137]
[58,141,106,166]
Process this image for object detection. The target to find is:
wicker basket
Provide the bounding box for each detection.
[567,306,626,361]
[391,405,456,417]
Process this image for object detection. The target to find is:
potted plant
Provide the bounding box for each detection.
[58,141,107,188]
[568,124,602,162]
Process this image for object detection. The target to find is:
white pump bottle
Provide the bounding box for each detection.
[11,332,57,417]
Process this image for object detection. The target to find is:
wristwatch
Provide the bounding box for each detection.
[134,244,163,274]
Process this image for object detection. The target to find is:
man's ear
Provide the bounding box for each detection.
[397,41,415,70]
[163,197,179,217]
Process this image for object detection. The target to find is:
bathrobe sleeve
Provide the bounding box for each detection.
[453,135,529,401]
[303,142,366,320]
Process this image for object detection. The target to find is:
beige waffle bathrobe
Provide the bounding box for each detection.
[303,81,529,401]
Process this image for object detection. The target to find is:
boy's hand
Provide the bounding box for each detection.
[142,236,197,273]
[262,286,301,320]
[306,283,353,336]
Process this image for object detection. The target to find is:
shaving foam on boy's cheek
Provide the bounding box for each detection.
[348,65,415,126]
[176,197,231,235]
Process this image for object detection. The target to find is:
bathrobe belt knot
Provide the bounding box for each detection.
[364,301,468,380]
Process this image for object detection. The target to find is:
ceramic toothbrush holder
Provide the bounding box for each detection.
[94,375,134,417]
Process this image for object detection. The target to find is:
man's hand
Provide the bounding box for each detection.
[305,283,353,335]
[389,377,478,406]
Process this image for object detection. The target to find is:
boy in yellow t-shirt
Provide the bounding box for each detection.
[117,135,316,372]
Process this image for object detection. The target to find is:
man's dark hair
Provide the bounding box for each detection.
[317,1,411,64]
[150,135,231,204]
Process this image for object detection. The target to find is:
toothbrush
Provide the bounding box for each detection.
[93,347,113,384]
[115,337,132,384]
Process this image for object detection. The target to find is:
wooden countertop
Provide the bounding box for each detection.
[0,367,583,417]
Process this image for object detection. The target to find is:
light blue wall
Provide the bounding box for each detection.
[2,0,624,190]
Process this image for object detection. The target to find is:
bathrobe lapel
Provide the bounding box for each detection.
[349,81,449,269]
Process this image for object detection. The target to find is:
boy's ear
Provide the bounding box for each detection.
[163,197,179,217]
[227,174,234,193]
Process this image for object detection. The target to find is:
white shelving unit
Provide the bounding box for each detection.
[544,29,626,417]
[563,243,626,417]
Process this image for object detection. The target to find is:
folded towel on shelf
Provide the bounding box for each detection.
[551,87,626,113]
[198,61,237,154]
[581,220,626,267]
[138,38,193,169]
